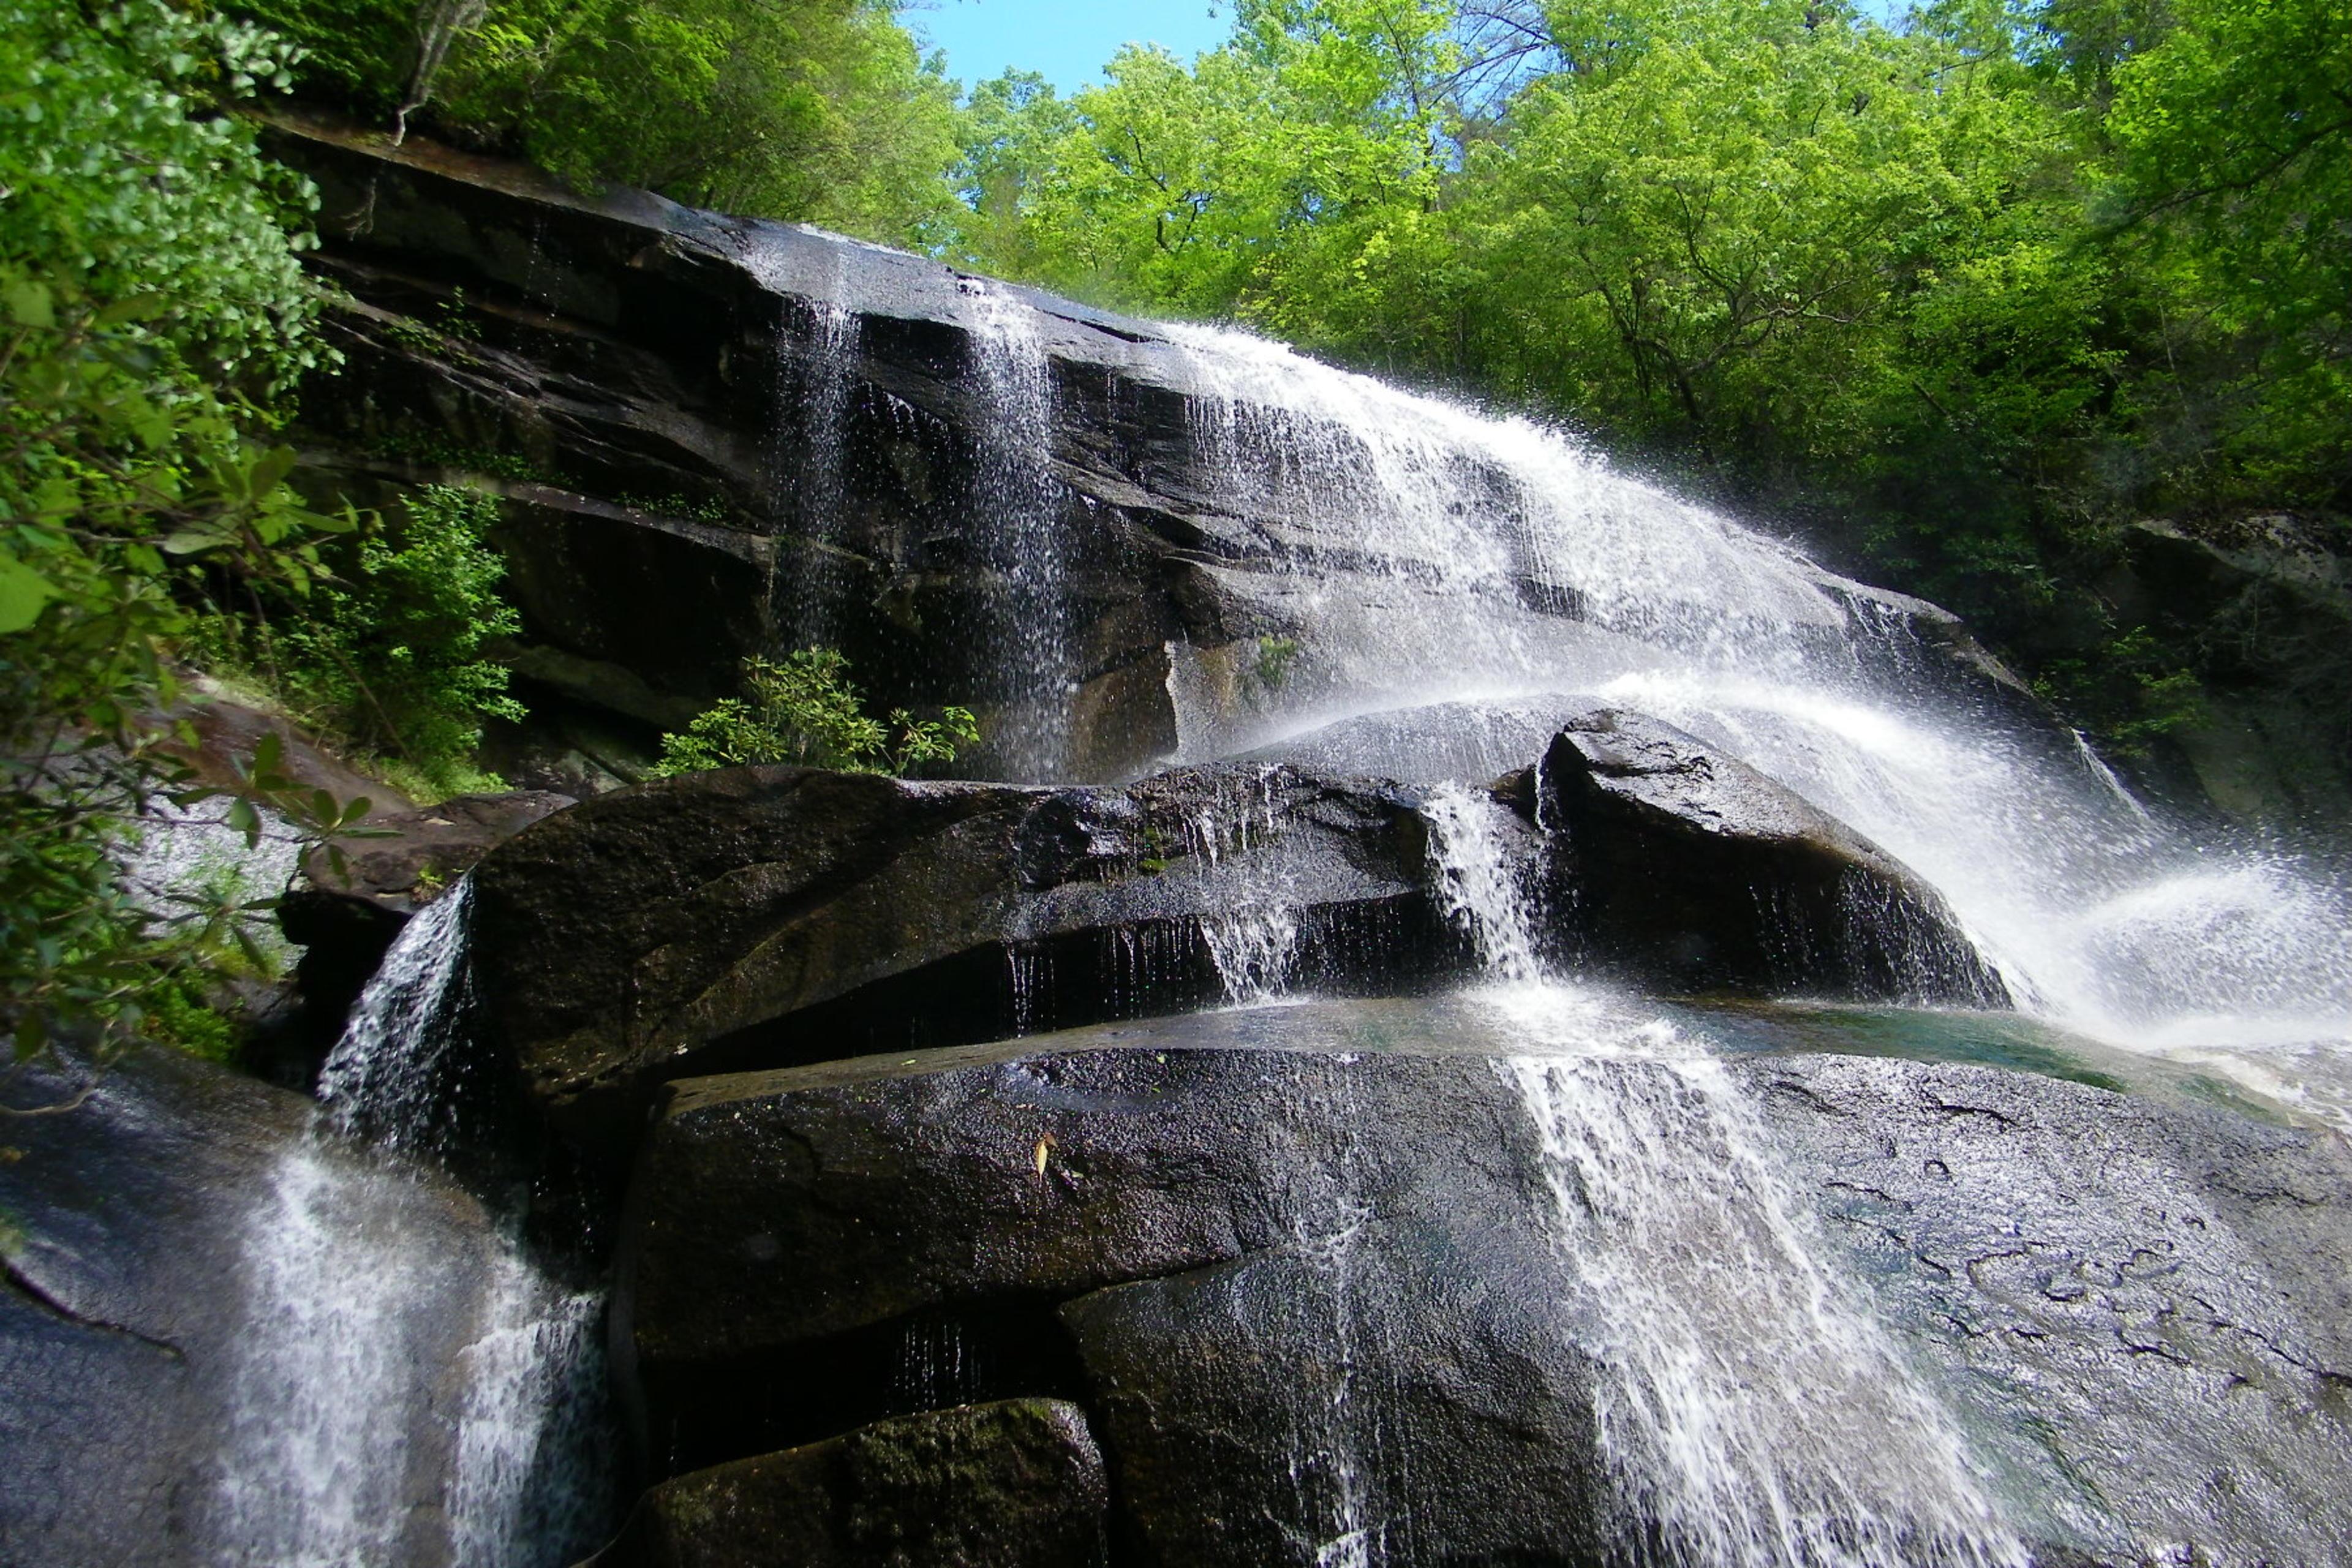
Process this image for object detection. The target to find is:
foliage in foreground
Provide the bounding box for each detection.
[0,270,369,1066]
[653,650,979,778]
[1,4,399,1070]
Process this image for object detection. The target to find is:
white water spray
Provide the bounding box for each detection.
[1508,1044,2027,1568]
[1160,321,2351,1123]
[962,278,1071,778]
[1419,789,2028,1565]
[315,878,473,1150]
[217,881,609,1567]
[1422,783,1545,983]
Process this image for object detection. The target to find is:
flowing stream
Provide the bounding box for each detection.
[1423,793,2029,1568]
[201,270,2346,1567]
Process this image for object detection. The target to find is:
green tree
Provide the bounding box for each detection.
[0,4,370,1065]
[233,0,963,241]
[948,0,1455,330]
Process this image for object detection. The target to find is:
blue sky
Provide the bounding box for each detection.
[904,1,1235,94]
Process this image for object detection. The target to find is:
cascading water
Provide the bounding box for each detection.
[1507,1043,2026,1568]
[960,277,1072,779]
[216,886,609,1567]
[1161,322,2351,1128]
[1187,767,1305,1004]
[315,879,474,1150]
[1420,797,2030,1568]
[769,290,861,649]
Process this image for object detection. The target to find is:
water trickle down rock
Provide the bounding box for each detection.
[315,878,477,1152]
[960,278,1073,781]
[213,876,616,1568]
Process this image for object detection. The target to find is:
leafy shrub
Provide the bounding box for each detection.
[0,267,356,1063]
[0,0,326,391]
[201,484,527,796]
[652,649,979,777]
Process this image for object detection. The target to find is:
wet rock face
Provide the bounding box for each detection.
[466,763,1447,1155]
[617,1033,1612,1563]
[1747,1054,2352,1566]
[611,1015,2352,1567]
[587,1399,1108,1568]
[1536,709,2008,1005]
[259,114,2009,790]
[1062,1248,1611,1568]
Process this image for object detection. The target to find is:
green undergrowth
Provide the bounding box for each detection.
[652,649,979,777]
[187,483,526,802]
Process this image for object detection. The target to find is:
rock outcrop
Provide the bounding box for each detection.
[256,111,2014,788]
[272,788,573,1080]
[466,763,1444,1155]
[1752,1052,2352,1563]
[2112,511,2352,824]
[606,998,2352,1567]
[1534,709,2008,1003]
[587,1399,1107,1568]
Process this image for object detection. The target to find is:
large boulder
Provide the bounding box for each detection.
[466,763,1444,1155]
[1534,709,2007,1003]
[610,996,2352,1566]
[614,1014,1613,1559]
[586,1399,1108,1568]
[2111,511,2352,823]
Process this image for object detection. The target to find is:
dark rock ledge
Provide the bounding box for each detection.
[460,716,1998,1161]
[604,1011,2352,1567]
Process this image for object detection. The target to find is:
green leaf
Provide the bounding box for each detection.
[247,445,298,495]
[0,557,56,634]
[93,294,167,327]
[2,279,53,329]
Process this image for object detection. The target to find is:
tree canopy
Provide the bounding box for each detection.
[940,0,2350,736]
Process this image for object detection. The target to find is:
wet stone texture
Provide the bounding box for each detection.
[258,113,2009,793]
[1743,1054,2352,1564]
[1535,709,2009,1005]
[0,1047,502,1568]
[465,763,1447,1158]
[585,1398,1108,1568]
[612,1011,2352,1567]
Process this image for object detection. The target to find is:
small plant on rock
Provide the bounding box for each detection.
[652,649,979,778]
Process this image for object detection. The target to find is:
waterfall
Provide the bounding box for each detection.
[216,883,610,1567]
[1160,322,2352,1128]
[316,878,473,1151]
[771,290,861,649]
[962,278,1071,778]
[1421,783,2027,1564]
[1421,783,1545,983]
[1507,1046,2026,1568]
[1187,767,1305,1004]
